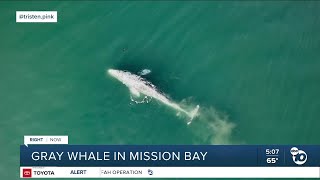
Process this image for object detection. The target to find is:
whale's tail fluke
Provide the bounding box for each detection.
[187,105,200,125]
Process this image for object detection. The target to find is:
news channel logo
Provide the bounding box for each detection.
[290,147,307,165]
[148,169,153,175]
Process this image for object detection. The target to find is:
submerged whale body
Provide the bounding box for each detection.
[107,69,199,124]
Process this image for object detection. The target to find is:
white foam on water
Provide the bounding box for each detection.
[130,95,152,104]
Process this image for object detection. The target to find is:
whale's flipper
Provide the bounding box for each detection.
[187,105,200,125]
[129,87,140,97]
[138,69,151,76]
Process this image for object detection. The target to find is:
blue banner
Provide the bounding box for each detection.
[20,145,320,167]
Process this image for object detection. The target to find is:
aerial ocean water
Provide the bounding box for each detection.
[1,1,320,179]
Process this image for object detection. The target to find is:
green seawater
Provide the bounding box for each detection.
[1,1,320,179]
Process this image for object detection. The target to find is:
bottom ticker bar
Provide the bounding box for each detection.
[20,167,320,178]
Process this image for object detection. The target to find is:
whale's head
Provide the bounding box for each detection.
[107,69,128,82]
[107,68,116,74]
[108,69,140,88]
[108,68,122,77]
